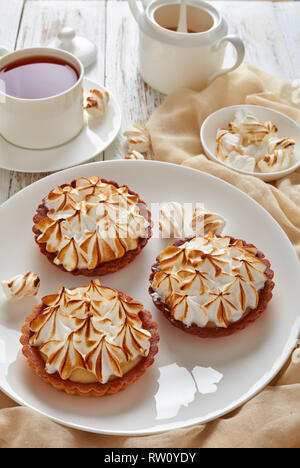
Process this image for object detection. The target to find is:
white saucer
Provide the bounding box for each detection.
[0,78,121,173]
[0,160,299,436]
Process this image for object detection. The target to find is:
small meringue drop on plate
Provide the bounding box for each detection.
[159,202,226,239]
[159,201,188,239]
[123,123,151,153]
[1,272,40,302]
[84,88,110,118]
[190,207,226,236]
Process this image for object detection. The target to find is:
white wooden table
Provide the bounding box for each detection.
[0,0,299,205]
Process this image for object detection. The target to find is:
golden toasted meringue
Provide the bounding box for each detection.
[268,137,295,158]
[36,177,149,272]
[229,111,275,145]
[216,109,296,173]
[123,123,150,153]
[258,151,291,173]
[151,234,268,328]
[1,272,40,301]
[84,89,110,117]
[29,280,151,384]
[216,129,242,160]
[124,151,145,160]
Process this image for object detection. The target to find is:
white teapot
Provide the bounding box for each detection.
[129,0,245,94]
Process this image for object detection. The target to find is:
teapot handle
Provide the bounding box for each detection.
[0,46,10,58]
[209,35,245,83]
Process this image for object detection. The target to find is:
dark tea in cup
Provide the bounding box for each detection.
[0,56,79,99]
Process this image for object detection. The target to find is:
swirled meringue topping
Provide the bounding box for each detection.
[123,123,151,154]
[216,109,296,173]
[29,280,152,384]
[151,234,268,329]
[1,272,40,302]
[36,177,149,272]
[84,89,110,118]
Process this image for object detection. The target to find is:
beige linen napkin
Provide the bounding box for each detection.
[1,64,300,448]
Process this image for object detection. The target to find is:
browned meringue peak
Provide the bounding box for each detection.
[46,186,80,218]
[258,151,290,173]
[1,272,40,302]
[216,128,242,160]
[158,234,231,276]
[152,234,268,328]
[268,137,295,152]
[37,177,149,272]
[29,280,152,384]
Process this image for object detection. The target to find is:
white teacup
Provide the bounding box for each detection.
[129,0,245,95]
[0,47,84,150]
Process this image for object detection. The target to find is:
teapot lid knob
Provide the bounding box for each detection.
[48,27,97,69]
[57,27,76,45]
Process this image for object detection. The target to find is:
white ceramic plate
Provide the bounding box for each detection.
[0,160,299,436]
[0,78,121,173]
[201,105,300,182]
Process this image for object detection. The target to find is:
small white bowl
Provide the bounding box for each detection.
[200,104,300,182]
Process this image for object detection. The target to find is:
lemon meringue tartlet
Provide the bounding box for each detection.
[33,177,152,276]
[149,234,274,338]
[20,280,159,396]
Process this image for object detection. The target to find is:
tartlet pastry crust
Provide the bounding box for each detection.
[20,292,159,397]
[149,236,275,338]
[33,178,152,276]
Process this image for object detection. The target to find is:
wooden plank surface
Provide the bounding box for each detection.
[0,1,300,204]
